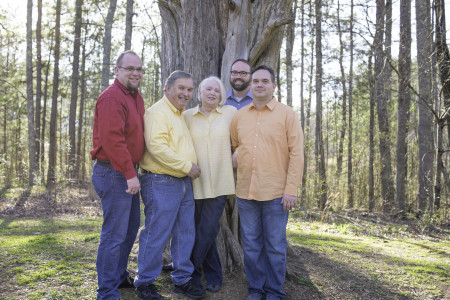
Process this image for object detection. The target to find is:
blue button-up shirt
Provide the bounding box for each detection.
[225,89,253,110]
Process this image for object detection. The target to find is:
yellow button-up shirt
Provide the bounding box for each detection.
[183,105,237,199]
[230,97,304,201]
[140,96,197,177]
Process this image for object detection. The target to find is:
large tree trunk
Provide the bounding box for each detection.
[26,0,36,186]
[157,0,294,271]
[68,0,83,180]
[374,0,395,214]
[47,0,62,189]
[315,0,327,210]
[416,0,434,214]
[395,0,411,215]
[100,0,117,91]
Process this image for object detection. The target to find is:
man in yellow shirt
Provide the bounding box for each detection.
[230,65,304,300]
[134,71,205,300]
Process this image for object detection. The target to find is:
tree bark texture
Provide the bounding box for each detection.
[125,0,134,51]
[315,0,327,210]
[285,0,297,107]
[26,0,36,186]
[101,0,117,91]
[35,0,43,178]
[157,0,295,271]
[159,0,294,107]
[336,0,347,182]
[369,50,375,212]
[395,0,411,214]
[347,0,354,209]
[374,0,395,213]
[69,0,83,179]
[47,0,62,189]
[415,0,434,213]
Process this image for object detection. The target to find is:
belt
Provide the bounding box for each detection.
[95,159,139,169]
[140,168,150,175]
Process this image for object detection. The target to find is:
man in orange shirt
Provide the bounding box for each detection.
[230,65,304,300]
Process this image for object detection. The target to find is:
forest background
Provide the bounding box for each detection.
[0,0,449,299]
[0,0,449,220]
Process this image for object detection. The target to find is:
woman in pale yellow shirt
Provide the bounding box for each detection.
[182,76,236,293]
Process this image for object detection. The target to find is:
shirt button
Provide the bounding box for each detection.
[256,134,258,136]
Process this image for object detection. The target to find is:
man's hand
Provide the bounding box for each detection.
[126,176,140,194]
[232,152,238,169]
[281,194,297,211]
[188,163,201,179]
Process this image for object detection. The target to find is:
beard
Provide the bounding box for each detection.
[230,77,250,92]
[126,81,140,91]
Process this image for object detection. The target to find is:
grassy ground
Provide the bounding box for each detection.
[0,186,448,299]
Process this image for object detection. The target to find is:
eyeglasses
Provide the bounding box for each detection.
[230,70,250,77]
[119,66,145,73]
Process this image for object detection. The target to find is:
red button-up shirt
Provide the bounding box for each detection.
[90,78,145,179]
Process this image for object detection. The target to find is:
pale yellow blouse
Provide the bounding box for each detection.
[183,105,237,199]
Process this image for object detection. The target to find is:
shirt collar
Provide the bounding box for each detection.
[163,95,184,115]
[192,105,223,116]
[227,88,253,100]
[250,96,277,111]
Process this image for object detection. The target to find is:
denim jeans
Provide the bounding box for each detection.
[134,173,195,287]
[191,196,226,286]
[237,197,289,299]
[91,164,140,300]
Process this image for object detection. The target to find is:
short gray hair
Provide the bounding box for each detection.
[197,76,227,106]
[165,70,192,88]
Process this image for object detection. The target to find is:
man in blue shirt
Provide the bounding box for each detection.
[225,59,253,110]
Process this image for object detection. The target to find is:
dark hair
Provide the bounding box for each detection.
[165,70,192,87]
[116,50,140,67]
[251,65,275,83]
[231,59,251,70]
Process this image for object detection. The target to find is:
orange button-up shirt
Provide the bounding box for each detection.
[230,97,304,201]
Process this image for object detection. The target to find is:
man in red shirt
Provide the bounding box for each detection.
[90,50,145,300]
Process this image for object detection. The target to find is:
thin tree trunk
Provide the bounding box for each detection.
[315,0,327,210]
[26,0,36,186]
[47,0,61,189]
[285,0,297,107]
[416,0,434,214]
[375,0,395,214]
[395,0,411,214]
[76,33,87,179]
[69,0,83,179]
[35,0,43,179]
[336,0,347,181]
[300,0,307,206]
[125,0,134,51]
[101,0,117,91]
[434,0,450,211]
[347,0,354,208]
[369,49,375,212]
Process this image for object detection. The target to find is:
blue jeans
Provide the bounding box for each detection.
[191,196,226,286]
[237,197,289,299]
[91,164,140,300]
[135,173,195,287]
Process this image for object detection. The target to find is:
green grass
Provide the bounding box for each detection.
[287,219,450,299]
[0,217,102,299]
